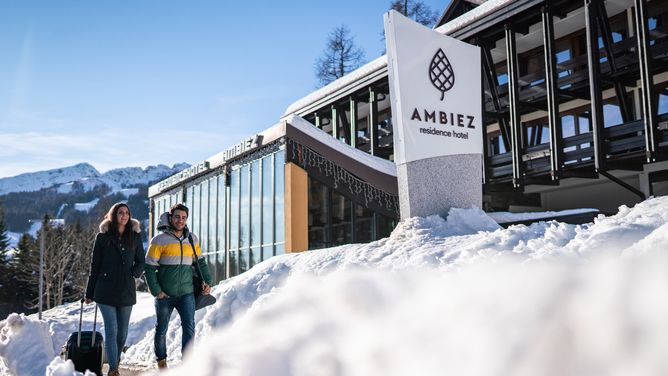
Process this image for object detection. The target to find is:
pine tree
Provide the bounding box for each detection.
[315,25,365,87]
[0,203,10,316]
[11,233,39,312]
[0,203,10,257]
[390,0,439,27]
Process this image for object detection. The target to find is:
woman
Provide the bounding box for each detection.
[85,202,145,376]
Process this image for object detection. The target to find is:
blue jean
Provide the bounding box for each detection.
[97,304,133,370]
[154,293,195,360]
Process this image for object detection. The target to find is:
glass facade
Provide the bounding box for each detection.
[307,175,397,248]
[150,147,286,284]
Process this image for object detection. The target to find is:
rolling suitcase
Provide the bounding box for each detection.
[65,299,104,376]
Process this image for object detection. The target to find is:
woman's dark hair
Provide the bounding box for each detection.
[106,202,134,249]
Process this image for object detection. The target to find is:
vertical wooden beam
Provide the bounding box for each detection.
[350,96,357,148]
[284,162,308,253]
[505,24,524,188]
[315,112,321,129]
[585,0,606,171]
[331,105,338,140]
[480,47,489,185]
[542,5,563,180]
[369,88,379,156]
[634,0,658,162]
[596,0,632,122]
[482,43,511,152]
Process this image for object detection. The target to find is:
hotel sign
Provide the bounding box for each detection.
[153,134,263,195]
[384,10,482,165]
[156,161,210,192]
[219,134,262,164]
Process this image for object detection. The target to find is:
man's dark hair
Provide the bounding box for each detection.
[169,203,189,216]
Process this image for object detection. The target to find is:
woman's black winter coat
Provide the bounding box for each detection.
[85,219,145,307]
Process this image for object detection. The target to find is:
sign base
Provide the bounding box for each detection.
[397,154,482,220]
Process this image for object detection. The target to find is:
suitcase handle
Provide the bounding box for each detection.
[78,299,98,348]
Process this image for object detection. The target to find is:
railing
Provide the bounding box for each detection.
[487,118,668,183]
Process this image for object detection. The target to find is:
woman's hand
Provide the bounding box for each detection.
[84,298,93,304]
[201,283,211,295]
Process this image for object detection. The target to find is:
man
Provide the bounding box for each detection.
[145,203,212,369]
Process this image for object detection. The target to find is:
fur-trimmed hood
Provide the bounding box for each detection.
[99,218,141,234]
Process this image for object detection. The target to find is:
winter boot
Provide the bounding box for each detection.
[157,358,168,369]
[108,369,120,376]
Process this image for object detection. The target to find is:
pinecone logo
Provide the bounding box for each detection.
[429,48,455,101]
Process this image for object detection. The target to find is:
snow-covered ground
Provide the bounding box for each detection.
[2,196,668,375]
[71,199,101,213]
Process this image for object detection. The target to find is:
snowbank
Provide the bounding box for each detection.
[2,197,668,375]
[0,313,55,375]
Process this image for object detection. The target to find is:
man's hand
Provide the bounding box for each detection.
[84,298,93,304]
[157,291,170,299]
[201,283,211,295]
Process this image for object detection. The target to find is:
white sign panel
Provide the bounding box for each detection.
[384,10,482,165]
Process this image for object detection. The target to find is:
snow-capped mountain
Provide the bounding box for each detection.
[0,163,189,196]
[97,164,190,191]
[0,163,100,196]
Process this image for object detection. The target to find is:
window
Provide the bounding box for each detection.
[200,180,208,252]
[274,151,285,251]
[331,190,352,246]
[355,204,373,243]
[193,184,201,241]
[308,177,329,249]
[185,186,194,230]
[376,214,397,239]
[208,177,217,253]
[603,103,623,128]
[250,160,261,268]
[240,165,250,250]
[489,134,507,155]
[262,155,274,260]
[229,168,239,252]
[217,175,226,254]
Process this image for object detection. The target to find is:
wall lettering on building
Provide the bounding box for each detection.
[157,161,210,192]
[221,135,262,164]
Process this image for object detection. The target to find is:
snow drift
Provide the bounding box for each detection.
[2,197,668,375]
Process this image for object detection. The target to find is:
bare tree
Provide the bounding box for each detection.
[315,25,365,87]
[66,223,97,302]
[390,0,439,27]
[13,216,96,310]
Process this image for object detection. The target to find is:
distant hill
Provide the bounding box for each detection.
[0,162,189,195]
[0,163,189,235]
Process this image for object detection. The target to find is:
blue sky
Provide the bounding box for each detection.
[0,0,447,178]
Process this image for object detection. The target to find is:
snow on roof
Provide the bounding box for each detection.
[435,0,513,35]
[282,0,510,117]
[286,114,397,177]
[282,55,388,117]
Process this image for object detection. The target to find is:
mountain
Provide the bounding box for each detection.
[0,162,189,234]
[0,162,190,196]
[0,163,99,196]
